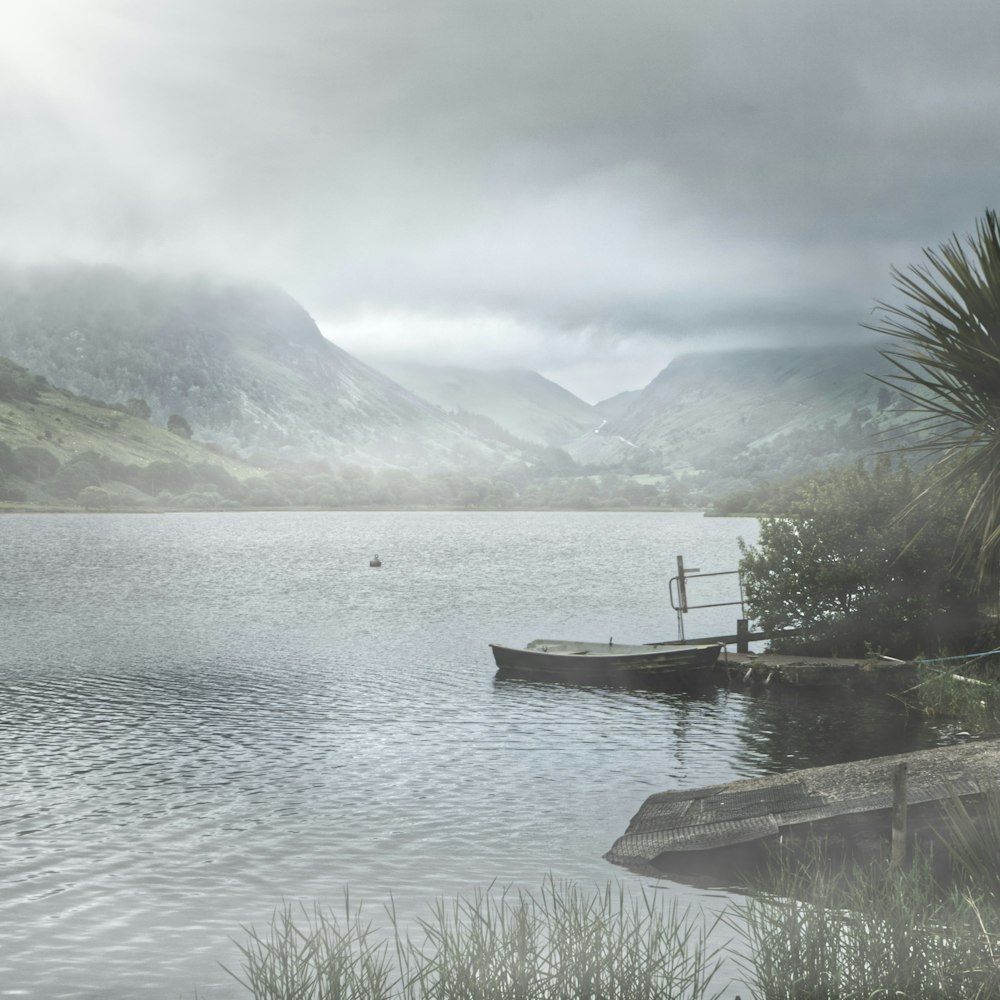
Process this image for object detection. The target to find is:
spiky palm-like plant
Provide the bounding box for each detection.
[867,209,1000,585]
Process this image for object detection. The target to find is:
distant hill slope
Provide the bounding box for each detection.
[566,344,911,495]
[0,354,279,507]
[368,360,601,446]
[0,355,259,475]
[593,389,641,421]
[0,355,691,512]
[0,264,510,470]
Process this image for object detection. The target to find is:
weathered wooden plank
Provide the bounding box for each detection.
[608,814,782,863]
[608,741,1000,870]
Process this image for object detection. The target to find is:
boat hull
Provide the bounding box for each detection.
[490,639,722,688]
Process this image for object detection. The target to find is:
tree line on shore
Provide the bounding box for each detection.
[0,439,692,512]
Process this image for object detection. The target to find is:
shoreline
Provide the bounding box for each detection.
[0,503,710,515]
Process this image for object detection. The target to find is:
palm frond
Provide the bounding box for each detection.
[865,209,1000,584]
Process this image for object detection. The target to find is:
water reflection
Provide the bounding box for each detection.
[492,672,721,703]
[0,510,947,999]
[731,684,939,773]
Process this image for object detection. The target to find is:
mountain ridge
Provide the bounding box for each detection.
[0,263,513,471]
[366,359,601,447]
[565,343,909,496]
[0,261,915,502]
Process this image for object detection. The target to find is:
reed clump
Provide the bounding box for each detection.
[226,879,727,1000]
[229,789,1000,999]
[735,846,1000,999]
[736,782,1000,1000]
[911,660,1000,729]
[938,781,1000,903]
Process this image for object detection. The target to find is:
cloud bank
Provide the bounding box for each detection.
[2,0,997,398]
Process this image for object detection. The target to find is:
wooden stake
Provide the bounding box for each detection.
[891,762,908,866]
[737,618,749,653]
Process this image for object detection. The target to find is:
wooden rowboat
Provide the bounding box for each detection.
[490,638,722,687]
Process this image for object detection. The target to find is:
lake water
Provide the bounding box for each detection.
[0,511,945,998]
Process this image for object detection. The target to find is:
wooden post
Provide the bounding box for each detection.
[737,618,749,653]
[676,556,689,613]
[891,762,908,866]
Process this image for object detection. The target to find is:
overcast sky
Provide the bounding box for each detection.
[2,0,998,399]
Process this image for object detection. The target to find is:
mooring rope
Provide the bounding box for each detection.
[915,647,1000,666]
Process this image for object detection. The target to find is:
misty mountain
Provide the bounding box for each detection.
[0,264,512,470]
[0,354,676,511]
[367,360,601,446]
[567,344,909,495]
[593,389,641,421]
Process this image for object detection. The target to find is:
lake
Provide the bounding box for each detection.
[0,511,944,998]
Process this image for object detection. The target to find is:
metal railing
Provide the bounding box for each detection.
[668,555,746,644]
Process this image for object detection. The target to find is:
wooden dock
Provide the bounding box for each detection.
[716,649,918,691]
[606,739,1000,878]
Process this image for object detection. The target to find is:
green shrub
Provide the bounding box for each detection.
[739,459,980,658]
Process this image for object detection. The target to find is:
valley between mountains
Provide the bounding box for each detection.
[0,263,905,511]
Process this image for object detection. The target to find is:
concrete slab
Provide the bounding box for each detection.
[606,739,1000,873]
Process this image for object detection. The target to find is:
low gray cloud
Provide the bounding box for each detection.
[2,0,998,396]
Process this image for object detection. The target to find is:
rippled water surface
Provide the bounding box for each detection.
[0,511,943,998]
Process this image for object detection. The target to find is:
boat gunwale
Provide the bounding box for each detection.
[491,640,722,659]
[489,640,723,676]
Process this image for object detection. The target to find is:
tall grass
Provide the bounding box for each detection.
[229,791,1000,999]
[939,781,1000,903]
[908,661,1000,730]
[734,843,1000,999]
[227,879,727,1000]
[224,893,398,1000]
[731,783,1000,998]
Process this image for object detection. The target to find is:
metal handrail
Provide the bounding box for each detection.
[669,556,746,642]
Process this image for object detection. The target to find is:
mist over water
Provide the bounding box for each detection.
[0,511,942,998]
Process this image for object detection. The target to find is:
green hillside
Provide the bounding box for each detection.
[0,356,270,508]
[0,358,259,472]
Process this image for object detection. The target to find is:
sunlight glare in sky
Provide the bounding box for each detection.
[0,0,78,98]
[0,0,138,116]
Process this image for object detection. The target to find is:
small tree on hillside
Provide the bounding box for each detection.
[79,486,111,510]
[13,445,60,482]
[0,441,17,475]
[125,398,151,419]
[167,414,193,439]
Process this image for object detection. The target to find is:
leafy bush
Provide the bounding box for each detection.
[167,413,193,438]
[0,366,38,403]
[78,486,111,509]
[739,458,980,658]
[13,445,60,482]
